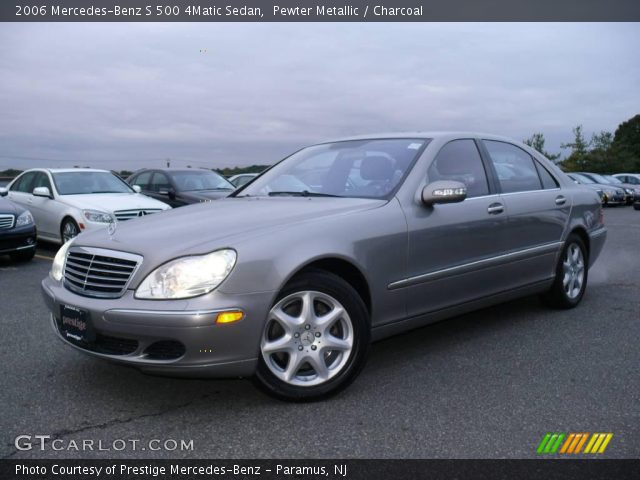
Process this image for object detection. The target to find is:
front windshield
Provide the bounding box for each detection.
[53,171,134,195]
[171,170,234,191]
[238,138,428,199]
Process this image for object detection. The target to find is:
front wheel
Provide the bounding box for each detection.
[542,234,588,309]
[254,270,370,402]
[61,218,80,243]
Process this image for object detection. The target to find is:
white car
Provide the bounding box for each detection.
[3,168,171,244]
[613,173,640,185]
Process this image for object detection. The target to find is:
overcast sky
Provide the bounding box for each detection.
[0,23,638,171]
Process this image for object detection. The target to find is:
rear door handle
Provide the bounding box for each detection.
[487,203,504,215]
[555,195,567,206]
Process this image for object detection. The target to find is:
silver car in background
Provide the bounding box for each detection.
[41,133,606,401]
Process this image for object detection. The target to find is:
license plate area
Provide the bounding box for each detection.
[59,304,94,343]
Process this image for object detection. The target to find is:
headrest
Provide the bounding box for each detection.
[361,156,394,181]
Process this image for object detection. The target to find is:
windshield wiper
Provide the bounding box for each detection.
[268,190,341,198]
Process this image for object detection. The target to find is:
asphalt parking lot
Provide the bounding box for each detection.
[1,207,639,459]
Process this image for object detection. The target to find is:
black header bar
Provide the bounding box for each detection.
[2,0,640,22]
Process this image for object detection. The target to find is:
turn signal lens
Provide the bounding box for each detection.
[216,311,244,324]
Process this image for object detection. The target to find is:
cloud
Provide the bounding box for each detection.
[0,22,638,170]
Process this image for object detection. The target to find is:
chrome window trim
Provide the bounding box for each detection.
[388,241,564,290]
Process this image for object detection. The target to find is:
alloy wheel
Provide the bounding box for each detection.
[562,243,585,299]
[261,290,354,387]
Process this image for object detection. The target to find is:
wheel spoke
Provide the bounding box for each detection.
[307,355,329,380]
[315,306,345,330]
[262,334,292,354]
[283,351,305,381]
[322,333,351,351]
[299,291,316,324]
[271,306,302,332]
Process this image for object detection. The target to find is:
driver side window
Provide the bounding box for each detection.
[428,140,489,198]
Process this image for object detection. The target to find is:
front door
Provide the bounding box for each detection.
[401,139,511,317]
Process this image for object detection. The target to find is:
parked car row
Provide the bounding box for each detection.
[567,172,640,208]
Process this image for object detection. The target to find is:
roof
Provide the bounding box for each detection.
[24,168,110,174]
[319,131,519,144]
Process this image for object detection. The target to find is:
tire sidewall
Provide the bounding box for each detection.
[254,270,370,402]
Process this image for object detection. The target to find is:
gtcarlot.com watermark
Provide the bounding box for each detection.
[14,435,194,452]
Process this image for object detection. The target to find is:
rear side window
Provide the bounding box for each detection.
[484,140,542,193]
[428,139,489,198]
[10,172,37,193]
[534,162,559,189]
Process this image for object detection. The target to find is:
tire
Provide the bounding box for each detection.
[542,234,588,309]
[254,269,370,402]
[634,203,640,211]
[10,248,35,262]
[61,218,80,243]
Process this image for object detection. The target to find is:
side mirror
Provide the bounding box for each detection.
[33,186,52,199]
[0,187,7,197]
[132,185,142,193]
[159,188,176,199]
[421,180,467,206]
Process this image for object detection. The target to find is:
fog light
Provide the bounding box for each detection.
[215,311,244,324]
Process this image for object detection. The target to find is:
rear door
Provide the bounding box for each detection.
[481,140,568,287]
[403,138,512,316]
[7,171,37,209]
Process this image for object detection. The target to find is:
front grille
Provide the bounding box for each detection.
[144,341,186,360]
[64,247,142,298]
[0,214,15,230]
[114,209,162,221]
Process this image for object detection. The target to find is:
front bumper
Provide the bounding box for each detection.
[0,224,37,254]
[41,276,275,378]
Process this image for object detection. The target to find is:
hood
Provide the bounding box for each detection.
[60,193,170,212]
[75,196,385,256]
[181,190,232,202]
[0,196,23,215]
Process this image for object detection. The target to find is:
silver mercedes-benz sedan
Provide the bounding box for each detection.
[41,132,606,401]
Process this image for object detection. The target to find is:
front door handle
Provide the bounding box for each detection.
[487,203,504,215]
[555,195,567,206]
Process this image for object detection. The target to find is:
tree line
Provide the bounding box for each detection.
[525,113,640,173]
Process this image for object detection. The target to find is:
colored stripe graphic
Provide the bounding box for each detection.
[537,433,565,454]
[584,433,613,454]
[537,433,612,454]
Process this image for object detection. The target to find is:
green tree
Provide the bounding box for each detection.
[560,125,591,171]
[611,114,640,172]
[523,133,560,161]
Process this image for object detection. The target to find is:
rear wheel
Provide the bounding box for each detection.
[254,270,370,401]
[61,218,80,243]
[542,234,588,309]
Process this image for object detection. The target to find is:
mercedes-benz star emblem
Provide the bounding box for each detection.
[138,210,147,217]
[107,216,117,239]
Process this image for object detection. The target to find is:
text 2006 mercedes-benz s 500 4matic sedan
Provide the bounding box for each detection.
[41,133,607,401]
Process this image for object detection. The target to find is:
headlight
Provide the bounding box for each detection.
[604,189,615,196]
[15,210,34,227]
[50,240,72,282]
[135,249,237,299]
[624,188,633,195]
[83,209,113,223]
